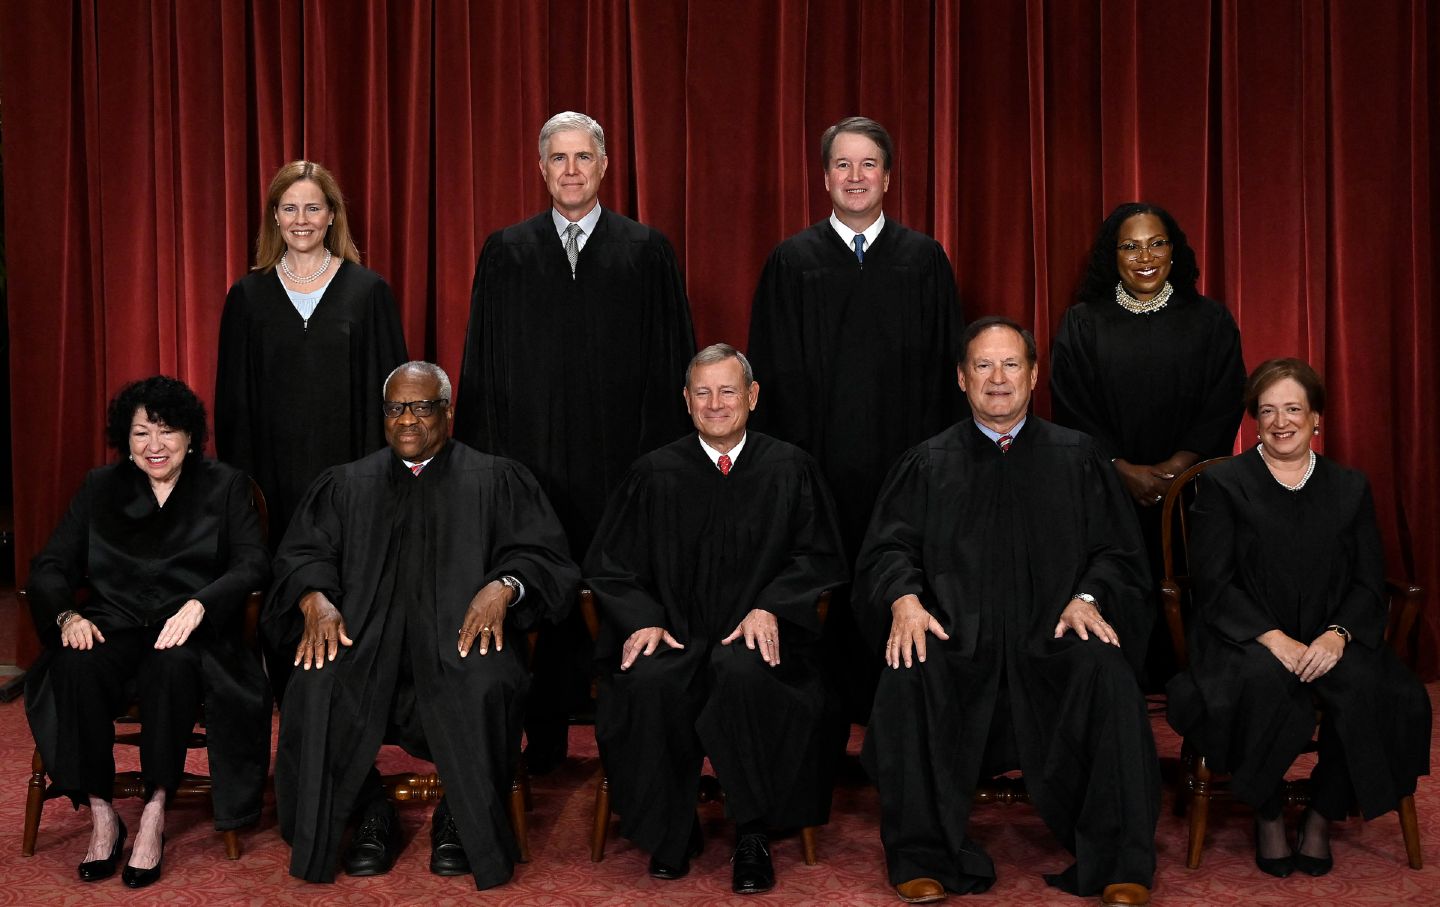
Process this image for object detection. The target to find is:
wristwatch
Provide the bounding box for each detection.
[55,609,80,628]
[1072,592,1098,609]
[499,575,523,606]
[1325,624,1352,643]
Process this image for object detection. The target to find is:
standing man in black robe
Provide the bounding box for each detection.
[263,361,578,890]
[587,344,848,894]
[747,116,965,729]
[457,111,696,772]
[856,318,1158,907]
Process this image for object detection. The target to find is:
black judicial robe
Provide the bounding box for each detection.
[25,458,271,829]
[586,433,848,864]
[1167,451,1430,816]
[855,418,1158,895]
[215,262,408,544]
[263,441,578,888]
[455,209,696,556]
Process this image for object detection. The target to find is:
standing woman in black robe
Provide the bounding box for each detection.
[1050,202,1246,681]
[215,160,408,546]
[25,376,270,888]
[1167,359,1430,878]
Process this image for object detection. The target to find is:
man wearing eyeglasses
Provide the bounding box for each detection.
[263,361,578,891]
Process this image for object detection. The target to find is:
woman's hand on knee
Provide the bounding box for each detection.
[60,614,105,650]
[154,599,205,650]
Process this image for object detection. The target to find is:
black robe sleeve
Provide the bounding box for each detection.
[746,453,847,636]
[1332,479,1387,647]
[851,445,935,648]
[192,469,270,627]
[1049,306,1123,458]
[262,468,349,653]
[26,473,94,646]
[584,461,671,649]
[1189,470,1282,644]
[1176,304,1247,457]
[477,458,580,632]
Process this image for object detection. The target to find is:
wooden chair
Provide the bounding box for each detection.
[1159,456,1424,870]
[378,628,541,863]
[22,478,270,861]
[582,588,823,865]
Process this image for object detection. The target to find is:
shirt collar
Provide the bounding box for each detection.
[973,416,1026,446]
[552,203,603,240]
[401,454,436,472]
[829,211,886,252]
[697,432,747,470]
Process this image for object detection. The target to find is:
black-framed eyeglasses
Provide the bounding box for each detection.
[1116,238,1172,259]
[382,398,448,419]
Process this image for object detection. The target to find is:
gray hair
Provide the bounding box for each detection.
[685,343,755,387]
[384,361,452,402]
[538,111,607,159]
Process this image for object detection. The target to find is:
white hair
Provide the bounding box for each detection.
[383,361,452,402]
[685,343,755,387]
[538,111,606,159]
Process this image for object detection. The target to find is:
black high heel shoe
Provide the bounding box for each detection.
[1293,809,1334,877]
[1253,816,1294,878]
[78,816,127,882]
[122,833,165,889]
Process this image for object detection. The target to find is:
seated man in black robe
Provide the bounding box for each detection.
[262,361,578,890]
[856,318,1158,907]
[586,343,848,894]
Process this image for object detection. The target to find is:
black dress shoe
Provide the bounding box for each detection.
[429,800,470,876]
[121,834,165,889]
[78,816,126,882]
[344,802,401,876]
[648,815,703,880]
[731,832,775,894]
[1293,809,1334,877]
[1253,817,1294,878]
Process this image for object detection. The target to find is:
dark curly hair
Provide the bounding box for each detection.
[105,375,209,455]
[1076,202,1201,305]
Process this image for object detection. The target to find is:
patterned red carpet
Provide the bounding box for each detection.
[2,689,1436,906]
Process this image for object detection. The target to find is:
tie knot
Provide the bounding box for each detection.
[564,222,583,240]
[853,234,866,262]
[997,434,1013,453]
[410,462,425,475]
[718,454,732,476]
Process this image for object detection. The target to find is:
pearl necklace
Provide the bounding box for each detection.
[1258,444,1316,491]
[280,249,334,285]
[1114,280,1174,315]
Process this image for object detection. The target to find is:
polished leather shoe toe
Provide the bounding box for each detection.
[895,877,947,904]
[429,806,470,876]
[121,834,165,889]
[1100,882,1151,906]
[77,817,127,882]
[648,817,703,880]
[731,832,775,894]
[344,805,401,876]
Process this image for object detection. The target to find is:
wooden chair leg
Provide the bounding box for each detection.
[590,773,611,862]
[222,829,241,860]
[1399,793,1423,870]
[801,825,818,865]
[1185,764,1212,870]
[509,774,530,863]
[23,748,46,857]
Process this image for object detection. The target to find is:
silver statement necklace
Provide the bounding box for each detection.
[1258,444,1316,491]
[280,249,334,284]
[1114,280,1174,315]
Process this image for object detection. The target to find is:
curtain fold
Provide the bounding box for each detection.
[3,0,1437,674]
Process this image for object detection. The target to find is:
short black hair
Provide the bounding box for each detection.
[1076,202,1201,304]
[820,116,894,171]
[105,375,209,455]
[960,315,1038,365]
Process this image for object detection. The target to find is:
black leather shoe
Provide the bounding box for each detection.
[648,815,703,880]
[1254,816,1294,878]
[429,801,470,876]
[121,834,164,889]
[344,802,401,876]
[731,832,775,894]
[78,816,126,882]
[1293,809,1334,877]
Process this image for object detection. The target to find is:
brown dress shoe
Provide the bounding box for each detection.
[1101,882,1151,905]
[895,877,947,903]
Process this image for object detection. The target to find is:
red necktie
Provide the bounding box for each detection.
[718,454,732,476]
[411,463,425,475]
[998,435,1013,453]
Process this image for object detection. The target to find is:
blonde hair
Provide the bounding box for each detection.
[253,160,362,271]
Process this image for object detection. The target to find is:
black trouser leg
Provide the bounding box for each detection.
[135,643,204,794]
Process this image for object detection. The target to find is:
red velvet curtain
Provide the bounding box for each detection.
[3,0,1437,673]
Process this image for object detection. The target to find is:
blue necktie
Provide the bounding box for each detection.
[853,234,866,263]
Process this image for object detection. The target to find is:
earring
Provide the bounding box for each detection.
[128,453,135,462]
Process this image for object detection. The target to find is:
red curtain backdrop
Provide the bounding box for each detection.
[2,0,1437,672]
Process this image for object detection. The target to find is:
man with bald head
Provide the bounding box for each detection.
[265,361,577,890]
[457,111,696,772]
[856,318,1158,906]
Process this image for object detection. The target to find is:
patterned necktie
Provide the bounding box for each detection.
[564,222,583,278]
[718,454,732,476]
[853,234,866,263]
[410,462,425,475]
[997,434,1013,453]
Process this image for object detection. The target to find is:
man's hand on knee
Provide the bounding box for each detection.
[295,591,353,670]
[886,594,948,669]
[620,626,684,670]
[458,580,512,657]
[721,608,781,667]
